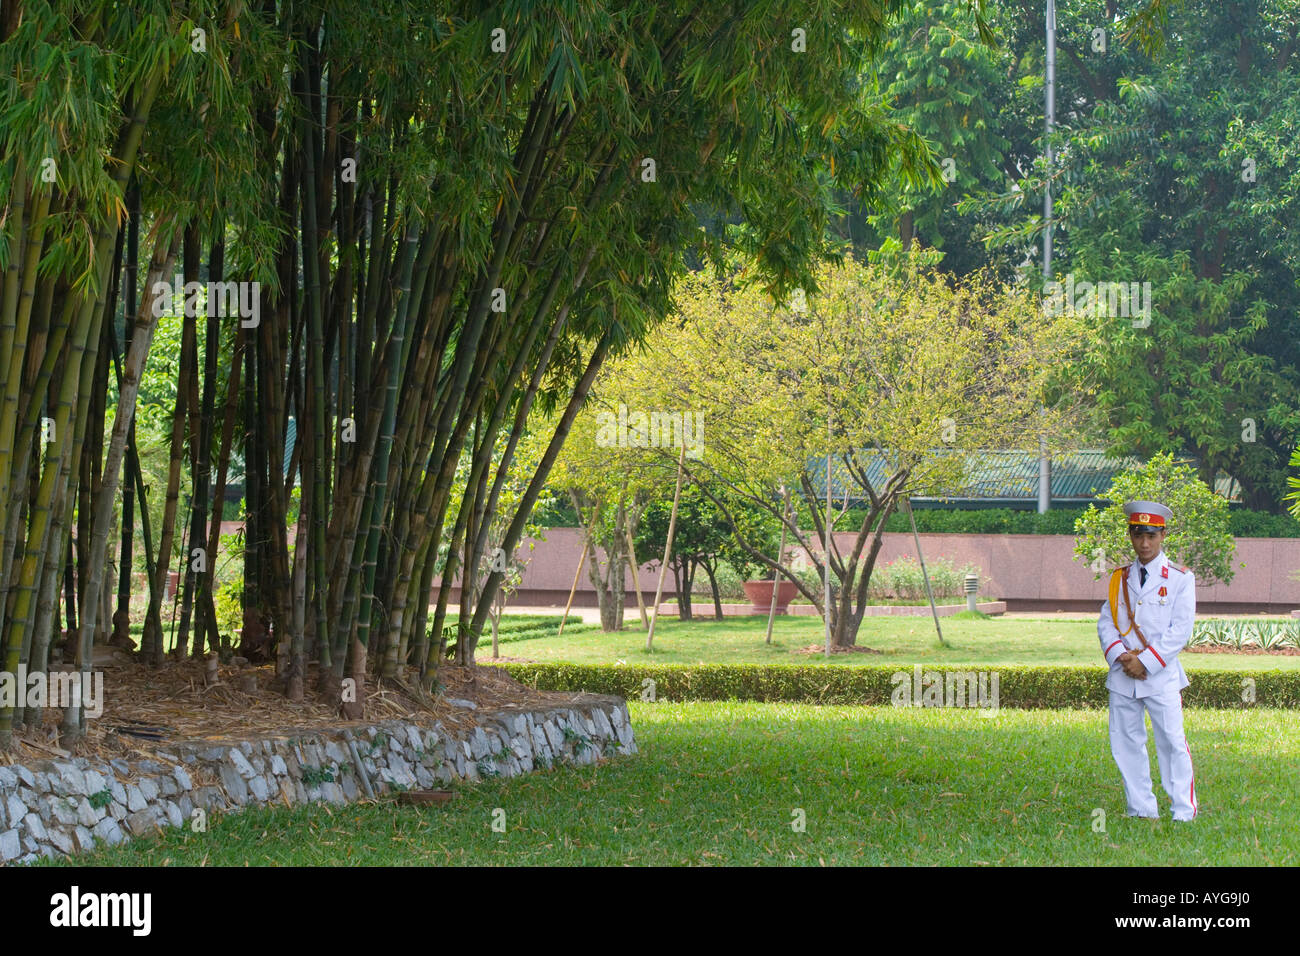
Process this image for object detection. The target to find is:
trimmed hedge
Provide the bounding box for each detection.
[531,506,1300,548]
[878,507,1086,536]
[484,621,599,645]
[488,661,1300,709]
[869,506,1300,538]
[495,614,580,635]
[1226,509,1300,538]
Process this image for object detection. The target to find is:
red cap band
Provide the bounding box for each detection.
[1128,512,1165,527]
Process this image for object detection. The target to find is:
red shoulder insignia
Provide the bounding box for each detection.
[1172,565,1188,574]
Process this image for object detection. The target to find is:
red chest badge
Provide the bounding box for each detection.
[1160,566,1169,579]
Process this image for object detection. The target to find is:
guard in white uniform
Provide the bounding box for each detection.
[1097,500,1198,822]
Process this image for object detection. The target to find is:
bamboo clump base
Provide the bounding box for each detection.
[0,659,579,765]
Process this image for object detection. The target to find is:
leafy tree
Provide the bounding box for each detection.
[847,0,1012,274]
[636,250,1076,647]
[1072,451,1236,584]
[972,0,1300,511]
[547,395,667,632]
[635,485,778,620]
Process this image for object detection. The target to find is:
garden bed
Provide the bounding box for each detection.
[1186,645,1300,657]
[1,657,598,767]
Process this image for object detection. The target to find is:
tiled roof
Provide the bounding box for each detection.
[806,450,1241,504]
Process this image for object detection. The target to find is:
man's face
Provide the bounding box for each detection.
[1128,525,1165,563]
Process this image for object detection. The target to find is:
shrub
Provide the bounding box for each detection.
[778,558,983,603]
[691,561,749,601]
[487,662,1300,709]
[805,505,1299,538]
[214,580,243,641]
[880,507,1087,535]
[1073,452,1236,585]
[864,556,983,600]
[1227,509,1300,538]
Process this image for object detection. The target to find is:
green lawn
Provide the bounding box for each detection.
[48,701,1300,866]
[484,615,1300,671]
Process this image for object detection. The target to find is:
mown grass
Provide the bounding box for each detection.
[48,701,1300,866]
[484,615,1300,672]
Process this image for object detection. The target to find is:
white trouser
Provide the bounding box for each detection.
[1108,688,1198,821]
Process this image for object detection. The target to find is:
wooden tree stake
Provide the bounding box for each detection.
[647,446,687,652]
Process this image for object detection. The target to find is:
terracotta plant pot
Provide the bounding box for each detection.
[742,579,800,614]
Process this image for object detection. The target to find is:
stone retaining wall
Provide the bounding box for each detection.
[0,694,635,865]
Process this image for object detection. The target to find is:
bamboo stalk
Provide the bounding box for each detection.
[350,215,419,712]
[61,226,179,740]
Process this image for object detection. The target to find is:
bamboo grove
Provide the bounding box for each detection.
[0,0,937,744]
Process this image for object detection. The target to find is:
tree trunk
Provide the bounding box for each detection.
[672,559,693,621]
[586,498,628,632]
[702,558,723,620]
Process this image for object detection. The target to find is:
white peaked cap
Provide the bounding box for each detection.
[1123,500,1172,527]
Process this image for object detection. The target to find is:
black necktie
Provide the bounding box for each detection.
[1139,567,1148,587]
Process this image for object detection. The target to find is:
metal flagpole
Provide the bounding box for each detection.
[1038,0,1056,515]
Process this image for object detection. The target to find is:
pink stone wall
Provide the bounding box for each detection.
[798,532,1300,613]
[463,528,1300,613]
[432,527,676,608]
[210,522,1300,613]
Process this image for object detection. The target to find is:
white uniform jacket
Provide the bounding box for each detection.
[1097,551,1195,698]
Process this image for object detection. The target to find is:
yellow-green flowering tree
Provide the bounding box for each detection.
[636,251,1077,647]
